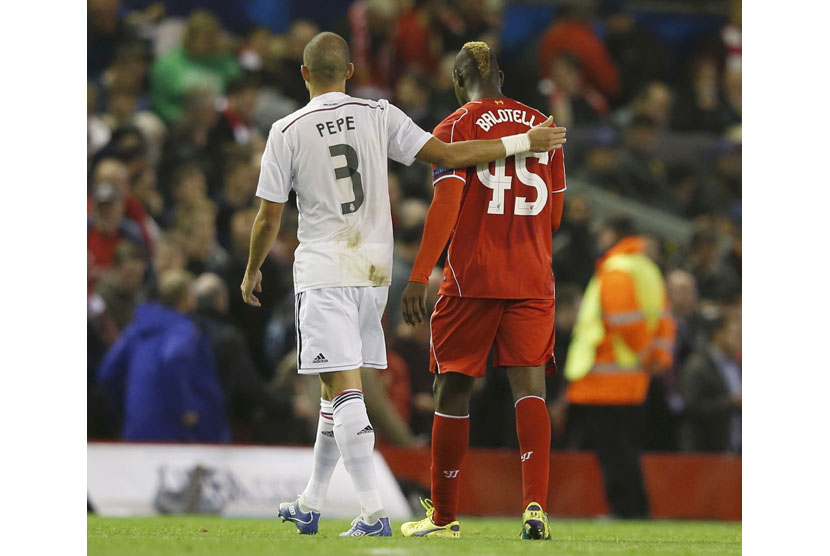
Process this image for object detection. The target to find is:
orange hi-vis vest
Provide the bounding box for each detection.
[564,237,676,405]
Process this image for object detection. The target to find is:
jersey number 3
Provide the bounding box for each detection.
[477,151,549,216]
[329,144,364,215]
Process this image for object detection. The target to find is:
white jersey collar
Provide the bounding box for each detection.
[309,91,350,105]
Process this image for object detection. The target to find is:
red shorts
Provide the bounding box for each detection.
[429,295,556,378]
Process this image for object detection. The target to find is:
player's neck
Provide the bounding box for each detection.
[308,81,347,101]
[467,84,505,103]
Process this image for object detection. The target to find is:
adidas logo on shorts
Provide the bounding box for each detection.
[356,424,374,435]
[312,353,328,364]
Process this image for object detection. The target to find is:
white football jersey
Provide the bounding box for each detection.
[256,92,433,293]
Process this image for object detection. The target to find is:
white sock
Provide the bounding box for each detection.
[299,398,340,512]
[331,389,384,521]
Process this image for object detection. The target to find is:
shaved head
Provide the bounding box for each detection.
[302,32,351,85]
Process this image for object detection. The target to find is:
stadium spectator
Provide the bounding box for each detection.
[679,308,742,453]
[88,0,136,78]
[345,0,400,99]
[91,157,155,247]
[97,269,231,442]
[157,86,219,189]
[666,269,707,373]
[538,6,620,100]
[388,199,428,331]
[537,52,609,128]
[99,41,152,101]
[684,226,740,304]
[177,203,230,277]
[88,181,146,292]
[392,1,442,76]
[671,55,740,133]
[94,240,149,332]
[572,127,622,191]
[614,115,677,212]
[563,216,676,518]
[551,195,598,287]
[394,72,436,131]
[100,79,166,166]
[153,232,187,275]
[223,207,292,377]
[192,273,287,441]
[216,147,258,250]
[707,140,742,219]
[161,162,209,226]
[150,10,240,122]
[599,1,668,105]
[438,0,501,52]
[206,74,263,156]
[130,165,164,227]
[613,81,674,130]
[665,162,719,219]
[88,83,111,158]
[263,20,320,106]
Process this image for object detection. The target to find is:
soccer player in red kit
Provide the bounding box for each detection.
[400,42,566,540]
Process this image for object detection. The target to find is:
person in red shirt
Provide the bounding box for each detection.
[87,182,146,294]
[538,7,620,101]
[400,41,566,540]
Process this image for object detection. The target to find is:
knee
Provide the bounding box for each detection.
[507,367,546,404]
[433,376,472,416]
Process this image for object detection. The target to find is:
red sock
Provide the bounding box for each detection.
[430,412,469,525]
[515,396,551,510]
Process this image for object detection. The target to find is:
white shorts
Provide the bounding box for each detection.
[295,286,389,374]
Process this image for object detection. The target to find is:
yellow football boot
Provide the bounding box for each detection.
[400,498,461,538]
[520,502,551,540]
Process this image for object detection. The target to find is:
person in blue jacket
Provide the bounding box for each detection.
[98,269,231,442]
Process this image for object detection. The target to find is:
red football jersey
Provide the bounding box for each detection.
[432,98,566,299]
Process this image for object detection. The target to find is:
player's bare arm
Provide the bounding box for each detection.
[241,199,285,307]
[415,117,566,169]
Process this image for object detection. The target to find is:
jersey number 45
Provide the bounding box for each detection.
[477,151,549,216]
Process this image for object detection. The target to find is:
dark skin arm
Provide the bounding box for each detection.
[415,116,566,169]
[241,199,285,306]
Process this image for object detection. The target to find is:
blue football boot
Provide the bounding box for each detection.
[339,515,393,537]
[278,498,321,535]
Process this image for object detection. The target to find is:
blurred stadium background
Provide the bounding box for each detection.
[87,0,741,524]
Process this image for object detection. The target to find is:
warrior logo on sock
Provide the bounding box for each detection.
[521,451,534,462]
[443,469,460,478]
[321,430,334,437]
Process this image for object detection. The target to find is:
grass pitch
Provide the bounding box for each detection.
[87,515,740,555]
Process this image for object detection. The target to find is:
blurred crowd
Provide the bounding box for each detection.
[88,0,741,454]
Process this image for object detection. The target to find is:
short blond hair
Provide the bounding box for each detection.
[462,41,492,78]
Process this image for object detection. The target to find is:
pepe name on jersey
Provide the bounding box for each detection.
[315,115,357,137]
[475,109,537,132]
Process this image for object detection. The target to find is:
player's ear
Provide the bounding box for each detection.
[300,65,311,83]
[345,62,355,81]
[499,70,505,87]
[453,68,464,89]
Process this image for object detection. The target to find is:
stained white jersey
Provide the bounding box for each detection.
[256,92,432,293]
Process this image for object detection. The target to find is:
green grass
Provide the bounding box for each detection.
[87,515,741,555]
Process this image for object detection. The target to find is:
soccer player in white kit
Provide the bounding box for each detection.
[240,32,566,537]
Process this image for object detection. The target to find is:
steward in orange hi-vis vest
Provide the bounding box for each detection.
[560,223,676,519]
[565,236,676,405]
